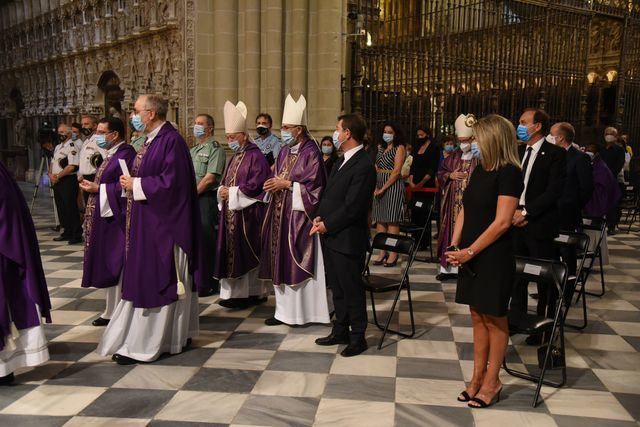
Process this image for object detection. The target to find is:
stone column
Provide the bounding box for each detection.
[238,0,261,126]
[284,0,308,107]
[260,0,284,127]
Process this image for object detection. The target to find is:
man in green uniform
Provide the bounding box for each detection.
[129,116,146,152]
[191,113,227,296]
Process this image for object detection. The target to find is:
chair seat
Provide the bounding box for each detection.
[508,311,554,334]
[363,274,404,292]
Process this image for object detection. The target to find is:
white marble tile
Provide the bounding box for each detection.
[50,310,99,326]
[113,365,199,390]
[251,371,327,398]
[397,339,458,359]
[606,321,640,337]
[278,333,339,354]
[566,333,636,352]
[204,348,275,370]
[314,398,395,427]
[0,385,106,416]
[51,325,105,343]
[593,369,640,394]
[542,388,634,421]
[396,378,465,407]
[63,416,149,426]
[155,391,247,424]
[472,409,557,427]
[330,354,397,377]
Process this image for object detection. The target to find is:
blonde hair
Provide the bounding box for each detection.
[473,114,521,172]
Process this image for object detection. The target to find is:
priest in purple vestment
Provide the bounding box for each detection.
[0,160,51,385]
[436,114,479,281]
[259,94,332,326]
[79,117,136,327]
[214,100,271,309]
[96,94,203,365]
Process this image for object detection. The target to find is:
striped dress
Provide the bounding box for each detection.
[372,146,405,223]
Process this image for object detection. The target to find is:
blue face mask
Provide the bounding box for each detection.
[322,146,333,155]
[517,124,532,142]
[471,142,481,159]
[281,130,295,146]
[332,130,343,150]
[95,134,109,149]
[228,140,241,152]
[382,133,394,144]
[131,114,146,132]
[444,145,456,153]
[71,132,78,141]
[193,124,206,138]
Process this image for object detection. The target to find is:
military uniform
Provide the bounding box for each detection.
[254,133,282,166]
[131,134,146,153]
[51,139,82,242]
[191,137,226,294]
[78,136,108,203]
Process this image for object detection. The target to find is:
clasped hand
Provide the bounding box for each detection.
[119,175,134,192]
[79,179,99,193]
[263,176,290,192]
[309,216,327,236]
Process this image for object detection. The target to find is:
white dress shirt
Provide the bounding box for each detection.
[520,137,545,206]
[339,144,365,169]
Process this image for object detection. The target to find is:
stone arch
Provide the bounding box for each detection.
[97,70,124,119]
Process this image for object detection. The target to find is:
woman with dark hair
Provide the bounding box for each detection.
[371,122,407,267]
[320,136,338,175]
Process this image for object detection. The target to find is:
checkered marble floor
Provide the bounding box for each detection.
[3,183,639,426]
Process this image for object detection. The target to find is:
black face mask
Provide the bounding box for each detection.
[58,134,67,142]
[257,126,269,136]
[80,127,92,136]
[417,137,428,144]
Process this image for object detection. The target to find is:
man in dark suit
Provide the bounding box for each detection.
[311,113,376,357]
[511,109,567,344]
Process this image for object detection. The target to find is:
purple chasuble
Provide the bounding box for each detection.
[583,156,621,218]
[214,143,270,279]
[123,123,205,308]
[0,161,51,352]
[259,138,326,286]
[82,143,136,289]
[436,151,478,267]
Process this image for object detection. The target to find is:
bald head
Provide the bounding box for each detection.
[550,122,575,149]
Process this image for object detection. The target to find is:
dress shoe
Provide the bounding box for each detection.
[92,317,110,327]
[340,339,368,357]
[112,353,140,365]
[53,235,70,242]
[219,298,252,309]
[68,237,83,245]
[315,333,350,346]
[0,373,14,386]
[264,317,284,326]
[435,273,457,281]
[248,296,268,306]
[50,226,60,232]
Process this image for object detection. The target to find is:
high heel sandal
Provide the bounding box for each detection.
[373,254,388,266]
[468,387,502,409]
[457,390,473,402]
[383,256,398,268]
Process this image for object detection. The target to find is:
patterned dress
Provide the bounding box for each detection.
[372,146,405,223]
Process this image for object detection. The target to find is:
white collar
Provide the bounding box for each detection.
[146,122,166,142]
[527,137,545,153]
[289,142,300,154]
[343,144,364,163]
[108,141,125,156]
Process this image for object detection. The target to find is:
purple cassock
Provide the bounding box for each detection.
[0,161,51,352]
[436,152,478,267]
[123,122,205,308]
[583,156,621,218]
[259,138,326,286]
[81,143,136,289]
[214,142,270,279]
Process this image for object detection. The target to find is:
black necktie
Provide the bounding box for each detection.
[521,147,533,178]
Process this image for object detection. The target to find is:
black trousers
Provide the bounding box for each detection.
[199,191,220,292]
[323,245,367,340]
[81,174,96,204]
[53,175,82,239]
[511,226,559,318]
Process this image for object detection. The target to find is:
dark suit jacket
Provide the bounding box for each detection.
[318,148,377,256]
[558,146,593,229]
[519,140,567,239]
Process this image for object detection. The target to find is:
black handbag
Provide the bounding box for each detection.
[537,342,565,370]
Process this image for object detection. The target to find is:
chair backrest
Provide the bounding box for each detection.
[410,199,431,213]
[514,256,569,304]
[581,216,606,254]
[371,233,416,256]
[554,231,590,253]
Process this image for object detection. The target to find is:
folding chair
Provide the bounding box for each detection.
[503,256,569,408]
[580,217,607,297]
[553,231,590,330]
[363,233,417,349]
[399,199,435,262]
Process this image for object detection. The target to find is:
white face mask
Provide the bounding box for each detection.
[460,142,471,153]
[605,135,617,143]
[546,134,557,145]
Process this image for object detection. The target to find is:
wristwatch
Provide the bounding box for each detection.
[466,248,475,257]
[521,208,528,217]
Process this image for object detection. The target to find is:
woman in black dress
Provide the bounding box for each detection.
[445,115,523,409]
[320,136,338,175]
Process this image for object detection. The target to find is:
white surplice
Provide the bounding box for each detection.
[0,306,49,377]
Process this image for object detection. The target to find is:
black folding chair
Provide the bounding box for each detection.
[553,231,590,330]
[503,256,569,408]
[580,217,607,297]
[399,199,435,262]
[363,233,417,349]
[620,186,640,233]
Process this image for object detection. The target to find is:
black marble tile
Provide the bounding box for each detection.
[198,316,245,332]
[46,363,135,387]
[48,342,97,361]
[0,415,70,427]
[553,415,638,427]
[0,384,38,411]
[324,374,395,402]
[396,357,463,381]
[58,299,105,312]
[414,326,455,341]
[42,324,74,341]
[233,395,319,427]
[154,347,217,367]
[221,332,285,350]
[613,393,640,422]
[182,368,261,393]
[79,388,176,418]
[395,403,474,427]
[267,351,335,374]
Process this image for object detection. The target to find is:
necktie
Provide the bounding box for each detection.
[521,147,533,179]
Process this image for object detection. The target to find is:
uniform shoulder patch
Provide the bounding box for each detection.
[70,142,75,147]
[71,151,77,155]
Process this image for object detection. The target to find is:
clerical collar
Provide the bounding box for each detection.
[289,142,301,154]
[146,122,166,143]
[108,141,125,156]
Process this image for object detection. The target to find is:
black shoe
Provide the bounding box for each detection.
[383,257,398,268]
[340,339,368,357]
[264,317,284,326]
[525,334,544,346]
[68,237,83,244]
[0,373,14,386]
[436,273,458,281]
[50,226,60,232]
[248,296,268,306]
[53,235,70,241]
[315,333,350,346]
[184,338,193,349]
[92,317,110,327]
[219,298,252,309]
[112,353,140,365]
[468,387,502,409]
[372,254,388,266]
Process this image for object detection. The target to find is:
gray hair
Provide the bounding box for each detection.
[142,94,169,120]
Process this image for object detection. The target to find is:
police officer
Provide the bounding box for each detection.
[191,113,227,295]
[49,123,83,244]
[254,113,282,166]
[78,115,108,203]
[129,115,146,152]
